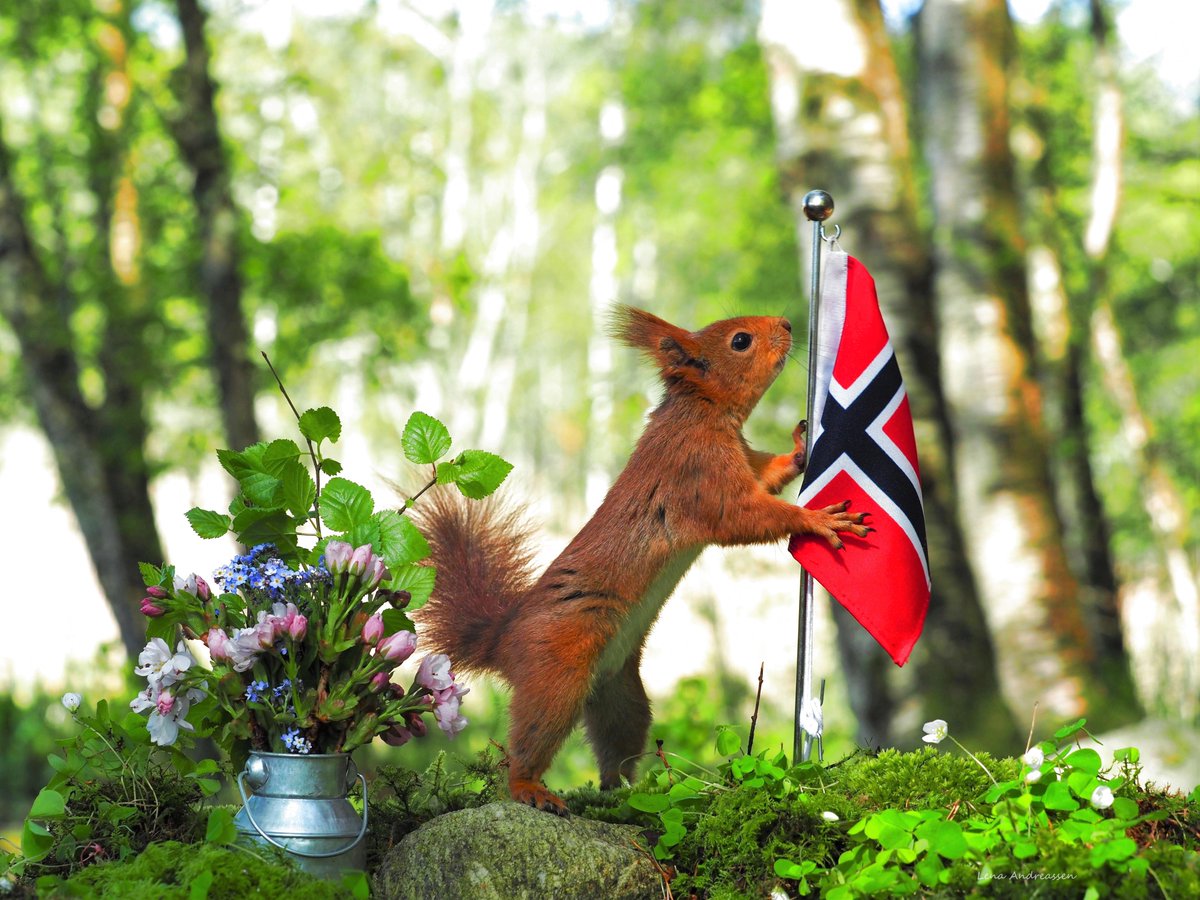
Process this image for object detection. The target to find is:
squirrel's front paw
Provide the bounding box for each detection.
[510,779,570,817]
[814,500,870,550]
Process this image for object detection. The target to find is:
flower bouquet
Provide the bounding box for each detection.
[130,398,512,765]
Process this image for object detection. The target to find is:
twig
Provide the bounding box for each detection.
[630,839,674,900]
[261,351,323,538]
[655,739,672,772]
[746,661,765,757]
[1025,701,1040,753]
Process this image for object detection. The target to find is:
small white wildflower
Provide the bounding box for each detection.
[61,692,82,713]
[1091,785,1115,810]
[822,811,840,822]
[922,719,949,744]
[1022,746,1044,768]
[1024,768,1043,784]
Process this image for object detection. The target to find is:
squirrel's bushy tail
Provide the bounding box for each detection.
[410,490,539,674]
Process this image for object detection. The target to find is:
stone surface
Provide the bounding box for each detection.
[373,801,662,899]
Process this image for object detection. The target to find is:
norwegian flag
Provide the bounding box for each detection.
[789,252,930,666]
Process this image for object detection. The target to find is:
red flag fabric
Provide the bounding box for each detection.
[789,252,930,666]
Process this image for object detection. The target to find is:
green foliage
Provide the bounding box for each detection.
[608,718,1200,899]
[5,698,214,885]
[36,839,363,899]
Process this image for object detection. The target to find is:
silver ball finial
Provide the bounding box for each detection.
[802,190,834,222]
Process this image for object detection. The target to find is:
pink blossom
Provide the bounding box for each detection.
[140,597,165,617]
[195,577,211,601]
[145,586,168,599]
[156,691,175,716]
[324,540,354,574]
[416,654,453,692]
[434,700,468,738]
[361,613,385,646]
[377,630,417,664]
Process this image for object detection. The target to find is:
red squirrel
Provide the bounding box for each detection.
[414,306,868,815]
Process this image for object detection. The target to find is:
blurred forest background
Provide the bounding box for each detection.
[1,0,1197,828]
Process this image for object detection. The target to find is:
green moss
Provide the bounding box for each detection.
[42,841,352,899]
[835,746,1019,810]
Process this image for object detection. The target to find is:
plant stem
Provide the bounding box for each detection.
[261,351,323,539]
[950,736,997,785]
[747,661,764,757]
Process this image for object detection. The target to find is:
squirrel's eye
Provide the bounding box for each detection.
[731,332,752,352]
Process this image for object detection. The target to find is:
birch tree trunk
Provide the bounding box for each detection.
[917,0,1097,722]
[1026,0,1141,723]
[172,0,259,452]
[759,0,1015,746]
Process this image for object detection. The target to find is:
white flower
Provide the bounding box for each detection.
[1024,768,1043,784]
[61,692,82,713]
[922,719,949,744]
[140,684,206,747]
[134,638,194,689]
[799,697,824,739]
[822,811,840,822]
[1022,746,1044,768]
[1091,785,1115,810]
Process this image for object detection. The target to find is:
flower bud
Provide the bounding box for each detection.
[61,692,82,712]
[404,711,428,738]
[348,544,373,577]
[361,613,385,646]
[195,576,212,602]
[370,672,391,692]
[289,613,308,641]
[377,630,417,664]
[145,586,168,599]
[324,540,354,575]
[364,557,389,592]
[380,724,412,747]
[206,627,234,662]
[140,597,165,617]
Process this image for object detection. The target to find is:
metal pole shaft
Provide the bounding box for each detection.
[793,190,833,764]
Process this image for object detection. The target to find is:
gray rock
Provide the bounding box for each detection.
[373,801,663,900]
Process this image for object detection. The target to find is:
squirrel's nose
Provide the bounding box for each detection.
[780,318,792,333]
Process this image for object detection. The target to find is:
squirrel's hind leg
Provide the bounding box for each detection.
[584,651,651,790]
[505,652,594,816]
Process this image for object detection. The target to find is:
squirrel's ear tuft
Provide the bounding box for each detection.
[610,305,677,352]
[610,305,707,383]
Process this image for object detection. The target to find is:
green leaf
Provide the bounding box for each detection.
[375,511,431,567]
[320,458,343,476]
[1064,748,1102,776]
[715,726,741,757]
[386,564,437,611]
[1054,717,1087,739]
[1114,746,1140,764]
[381,609,415,636]
[341,870,371,900]
[452,450,513,500]
[189,869,214,900]
[185,507,231,539]
[20,818,54,862]
[281,461,318,519]
[205,807,238,845]
[1090,837,1137,866]
[319,477,375,531]
[262,438,303,473]
[628,792,670,813]
[1111,797,1139,820]
[1042,781,1079,811]
[299,407,342,445]
[914,819,967,860]
[402,412,452,465]
[28,788,66,819]
[230,507,297,555]
[240,471,283,507]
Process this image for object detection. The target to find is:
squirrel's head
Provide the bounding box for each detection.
[613,306,793,420]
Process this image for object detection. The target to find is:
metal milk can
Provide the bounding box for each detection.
[234,751,368,877]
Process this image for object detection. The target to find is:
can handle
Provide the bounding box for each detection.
[236,770,369,859]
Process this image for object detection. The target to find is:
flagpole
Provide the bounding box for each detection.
[794,189,834,764]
